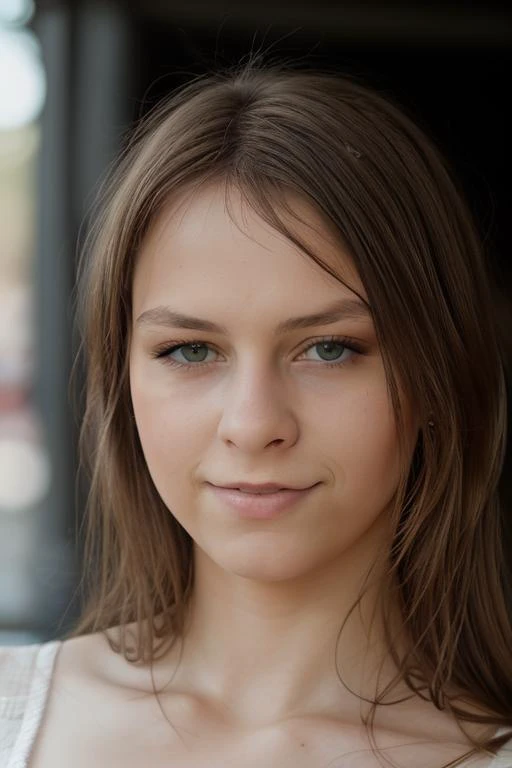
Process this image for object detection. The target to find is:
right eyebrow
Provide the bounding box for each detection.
[135,297,372,336]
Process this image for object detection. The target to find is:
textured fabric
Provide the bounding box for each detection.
[0,641,61,768]
[494,740,512,768]
[0,640,511,766]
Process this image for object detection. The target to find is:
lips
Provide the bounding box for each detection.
[207,482,320,519]
[236,488,286,494]
[211,482,315,493]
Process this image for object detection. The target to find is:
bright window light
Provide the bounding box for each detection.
[0,27,46,129]
[0,0,34,26]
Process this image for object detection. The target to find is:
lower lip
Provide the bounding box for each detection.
[207,483,319,519]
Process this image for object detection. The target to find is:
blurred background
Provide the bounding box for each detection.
[0,0,510,643]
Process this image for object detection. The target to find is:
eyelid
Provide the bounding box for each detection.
[297,334,366,356]
[151,335,368,369]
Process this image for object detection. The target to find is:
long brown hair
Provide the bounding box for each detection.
[70,61,511,761]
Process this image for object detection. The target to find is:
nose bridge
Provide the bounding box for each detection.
[217,353,298,450]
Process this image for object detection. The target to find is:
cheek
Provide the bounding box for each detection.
[129,362,411,580]
[129,368,206,499]
[324,383,404,507]
[130,356,408,526]
[134,405,200,464]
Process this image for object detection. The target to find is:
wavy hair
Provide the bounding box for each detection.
[69,61,511,764]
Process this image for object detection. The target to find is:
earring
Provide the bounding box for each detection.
[427,418,435,429]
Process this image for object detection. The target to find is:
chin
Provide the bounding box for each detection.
[206,540,320,583]
[231,564,312,583]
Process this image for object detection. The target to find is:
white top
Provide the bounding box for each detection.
[0,641,61,768]
[0,641,511,767]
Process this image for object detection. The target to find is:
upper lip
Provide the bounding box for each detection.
[210,481,316,492]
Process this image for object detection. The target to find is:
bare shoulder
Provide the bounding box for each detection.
[28,630,507,768]
[53,621,181,694]
[40,626,144,715]
[53,626,135,688]
[29,625,173,768]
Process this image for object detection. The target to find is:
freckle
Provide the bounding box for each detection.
[300,742,305,747]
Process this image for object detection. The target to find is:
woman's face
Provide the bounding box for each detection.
[130,185,416,582]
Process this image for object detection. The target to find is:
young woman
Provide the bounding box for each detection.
[1,62,511,768]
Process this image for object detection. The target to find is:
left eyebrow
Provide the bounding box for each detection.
[135,297,372,336]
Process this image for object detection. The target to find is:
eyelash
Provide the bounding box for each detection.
[151,335,365,371]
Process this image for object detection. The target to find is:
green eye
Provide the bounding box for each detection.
[173,343,211,363]
[154,335,364,371]
[312,341,347,361]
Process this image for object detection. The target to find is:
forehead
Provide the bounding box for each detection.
[132,184,366,313]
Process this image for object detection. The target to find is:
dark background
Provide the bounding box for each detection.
[6,0,510,640]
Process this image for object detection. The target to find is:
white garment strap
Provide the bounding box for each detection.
[8,641,61,768]
[488,728,512,767]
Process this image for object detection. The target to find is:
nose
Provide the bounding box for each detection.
[216,362,300,453]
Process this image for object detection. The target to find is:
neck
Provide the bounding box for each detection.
[168,525,398,726]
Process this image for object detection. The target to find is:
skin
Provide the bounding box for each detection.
[129,182,414,717]
[28,184,497,767]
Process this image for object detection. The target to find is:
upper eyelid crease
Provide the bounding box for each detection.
[152,336,366,367]
[135,298,371,336]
